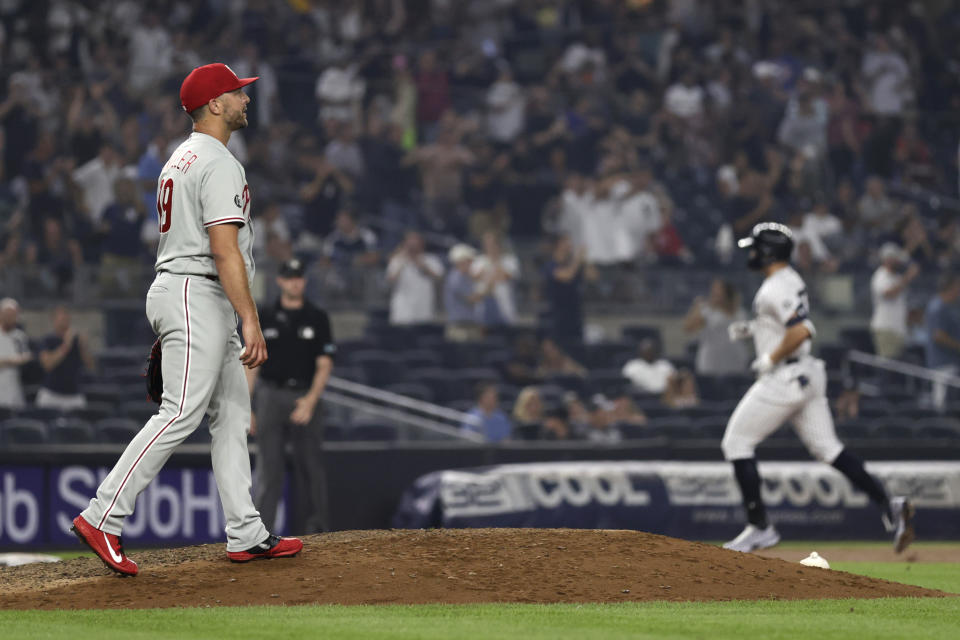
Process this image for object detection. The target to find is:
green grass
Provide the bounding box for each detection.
[2,599,959,640]
[834,562,960,593]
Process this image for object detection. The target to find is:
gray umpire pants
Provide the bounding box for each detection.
[253,382,329,534]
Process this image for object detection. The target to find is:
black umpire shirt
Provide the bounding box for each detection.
[258,299,336,389]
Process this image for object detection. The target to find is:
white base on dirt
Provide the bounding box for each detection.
[799,551,830,569]
[0,553,62,567]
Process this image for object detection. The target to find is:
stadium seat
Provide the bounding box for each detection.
[620,424,653,440]
[22,406,66,422]
[873,420,914,439]
[581,342,632,370]
[84,383,122,405]
[323,424,343,441]
[696,375,747,403]
[586,369,629,396]
[95,417,141,444]
[74,401,115,423]
[452,367,501,392]
[692,417,727,439]
[855,401,894,419]
[347,422,399,441]
[621,325,661,344]
[543,373,586,395]
[835,419,875,439]
[480,349,512,369]
[349,350,404,387]
[50,417,95,444]
[513,424,541,440]
[408,368,461,404]
[838,328,874,354]
[333,365,367,384]
[121,400,156,425]
[98,347,145,370]
[399,349,443,370]
[383,382,435,403]
[817,344,848,371]
[100,366,147,385]
[1,418,49,444]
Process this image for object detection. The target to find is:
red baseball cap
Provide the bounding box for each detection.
[180,63,258,113]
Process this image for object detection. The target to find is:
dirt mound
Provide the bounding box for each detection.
[0,529,949,610]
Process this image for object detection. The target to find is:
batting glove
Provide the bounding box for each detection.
[751,353,774,376]
[727,320,755,342]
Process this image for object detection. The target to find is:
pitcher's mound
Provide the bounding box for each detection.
[0,529,948,609]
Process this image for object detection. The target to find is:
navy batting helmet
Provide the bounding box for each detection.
[738,222,794,270]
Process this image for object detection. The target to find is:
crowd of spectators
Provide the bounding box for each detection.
[2,1,960,301]
[2,1,960,440]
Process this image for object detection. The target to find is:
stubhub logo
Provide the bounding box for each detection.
[0,465,285,546]
[0,469,43,544]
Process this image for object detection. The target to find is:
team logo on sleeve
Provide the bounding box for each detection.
[234,194,243,207]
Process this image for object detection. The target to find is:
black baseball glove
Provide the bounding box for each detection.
[145,337,163,404]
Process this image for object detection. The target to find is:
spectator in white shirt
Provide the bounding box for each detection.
[472,232,520,326]
[0,297,31,411]
[127,10,173,94]
[386,231,444,325]
[581,179,620,266]
[618,167,663,263]
[664,69,704,121]
[801,198,843,263]
[861,34,912,116]
[71,144,121,224]
[557,174,594,250]
[777,91,829,158]
[315,57,366,126]
[485,64,525,144]
[622,338,676,394]
[871,243,920,358]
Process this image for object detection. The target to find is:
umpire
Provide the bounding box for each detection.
[247,258,335,534]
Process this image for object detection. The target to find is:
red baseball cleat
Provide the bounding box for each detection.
[226,534,303,563]
[71,515,139,576]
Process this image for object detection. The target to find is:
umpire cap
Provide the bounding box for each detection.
[738,222,794,270]
[279,258,306,278]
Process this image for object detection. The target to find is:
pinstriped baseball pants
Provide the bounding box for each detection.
[721,357,845,463]
[80,272,268,551]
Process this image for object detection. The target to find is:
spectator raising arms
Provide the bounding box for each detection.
[0,298,31,411]
[36,305,96,410]
[870,243,920,359]
[683,278,750,375]
[443,243,484,343]
[387,231,444,326]
[924,274,960,410]
[472,232,520,328]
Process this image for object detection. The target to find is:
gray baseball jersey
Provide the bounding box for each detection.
[722,266,844,464]
[81,130,268,552]
[155,132,255,282]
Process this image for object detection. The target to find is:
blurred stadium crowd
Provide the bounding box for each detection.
[1,0,960,444]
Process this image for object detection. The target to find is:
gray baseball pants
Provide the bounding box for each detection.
[81,272,268,552]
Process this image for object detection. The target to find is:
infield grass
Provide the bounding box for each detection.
[2,598,959,640]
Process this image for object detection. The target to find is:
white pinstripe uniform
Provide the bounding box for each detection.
[81,132,268,552]
[721,266,845,463]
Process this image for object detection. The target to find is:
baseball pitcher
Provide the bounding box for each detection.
[71,64,303,575]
